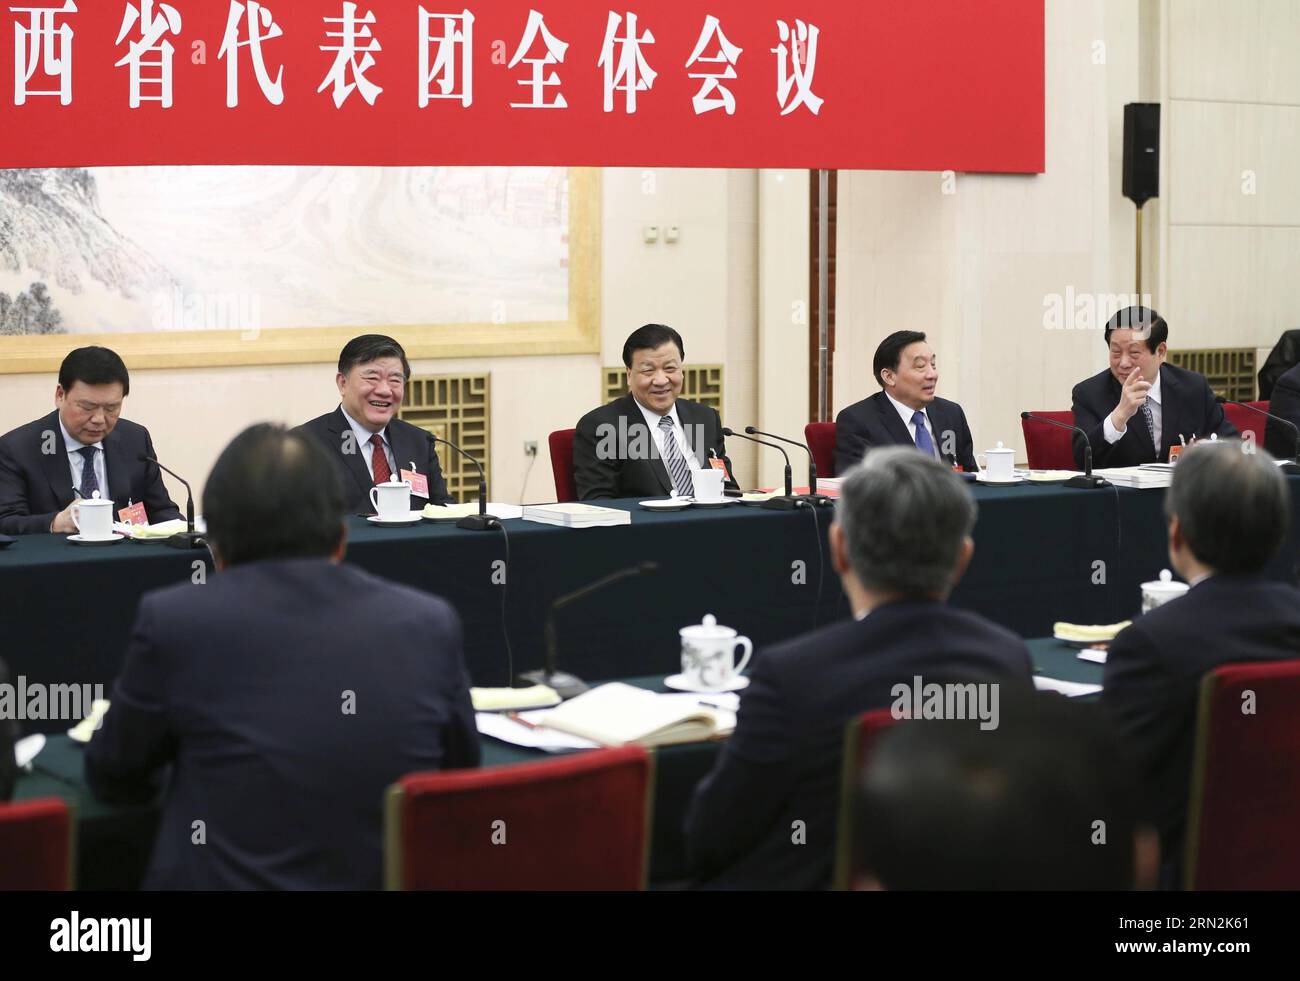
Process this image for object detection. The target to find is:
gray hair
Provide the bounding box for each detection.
[835,447,977,597]
[1164,440,1289,574]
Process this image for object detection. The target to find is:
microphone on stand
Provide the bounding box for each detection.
[721,428,804,510]
[744,426,833,506]
[426,434,500,530]
[137,453,206,548]
[1215,397,1300,475]
[1019,414,1111,488]
[518,561,660,699]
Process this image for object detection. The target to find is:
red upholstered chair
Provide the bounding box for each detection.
[1222,400,1270,448]
[549,428,577,503]
[385,746,653,890]
[805,422,837,479]
[0,798,76,890]
[831,708,897,890]
[1184,658,1300,889]
[1021,410,1077,470]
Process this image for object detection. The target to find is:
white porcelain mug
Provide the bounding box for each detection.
[1141,569,1189,614]
[680,614,753,689]
[71,498,116,540]
[978,442,1016,481]
[369,479,412,521]
[693,467,725,503]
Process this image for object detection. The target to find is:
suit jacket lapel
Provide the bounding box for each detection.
[103,429,132,507]
[625,395,673,494]
[1158,364,1182,454]
[38,411,76,508]
[387,422,427,497]
[329,407,375,499]
[873,393,915,447]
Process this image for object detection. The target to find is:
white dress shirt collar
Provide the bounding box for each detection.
[1148,370,1163,405]
[59,417,103,452]
[884,390,927,429]
[633,396,682,433]
[340,405,389,447]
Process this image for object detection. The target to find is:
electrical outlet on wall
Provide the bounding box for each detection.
[524,441,538,457]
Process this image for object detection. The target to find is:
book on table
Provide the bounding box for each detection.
[536,682,735,748]
[521,503,631,528]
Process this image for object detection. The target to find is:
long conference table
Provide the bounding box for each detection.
[4,480,1300,739]
[14,640,1106,889]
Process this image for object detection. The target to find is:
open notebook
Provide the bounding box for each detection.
[536,683,736,748]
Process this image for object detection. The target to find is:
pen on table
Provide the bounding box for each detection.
[506,711,539,729]
[698,699,733,711]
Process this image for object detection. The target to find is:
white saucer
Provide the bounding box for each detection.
[68,533,126,545]
[367,512,424,527]
[639,499,692,511]
[664,673,751,694]
[975,474,1025,486]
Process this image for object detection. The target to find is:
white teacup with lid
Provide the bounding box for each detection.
[1141,569,1189,613]
[680,614,753,690]
[978,441,1016,482]
[369,478,413,521]
[71,493,116,540]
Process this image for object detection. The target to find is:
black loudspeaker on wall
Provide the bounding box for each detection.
[1122,102,1160,207]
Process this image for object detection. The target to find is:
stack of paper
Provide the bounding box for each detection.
[471,684,561,711]
[536,683,735,747]
[521,503,631,528]
[1094,466,1172,488]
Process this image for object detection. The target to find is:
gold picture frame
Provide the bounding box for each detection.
[0,168,601,375]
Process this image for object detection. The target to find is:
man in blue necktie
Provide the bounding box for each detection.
[833,331,980,475]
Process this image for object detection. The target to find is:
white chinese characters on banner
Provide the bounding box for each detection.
[773,19,822,116]
[218,0,284,108]
[598,11,655,114]
[114,0,182,109]
[319,2,382,108]
[685,14,741,115]
[11,0,78,106]
[508,9,567,109]
[5,7,830,121]
[418,8,472,108]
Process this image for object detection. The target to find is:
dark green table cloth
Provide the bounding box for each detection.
[13,641,1101,889]
[2,483,1296,737]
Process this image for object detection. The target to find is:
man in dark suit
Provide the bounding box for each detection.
[685,448,1034,890]
[0,347,180,535]
[574,324,733,500]
[1071,307,1236,469]
[1101,440,1300,886]
[1263,361,1300,460]
[85,424,480,890]
[0,655,16,802]
[833,331,979,475]
[294,335,453,515]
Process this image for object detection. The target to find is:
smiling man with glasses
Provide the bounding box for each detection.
[0,346,181,535]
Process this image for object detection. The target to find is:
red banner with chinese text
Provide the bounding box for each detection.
[0,0,1044,172]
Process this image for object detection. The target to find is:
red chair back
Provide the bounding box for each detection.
[805,422,837,479]
[385,746,653,890]
[831,708,897,889]
[1185,658,1300,889]
[1021,410,1077,470]
[1221,400,1269,448]
[549,428,577,503]
[0,798,75,890]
